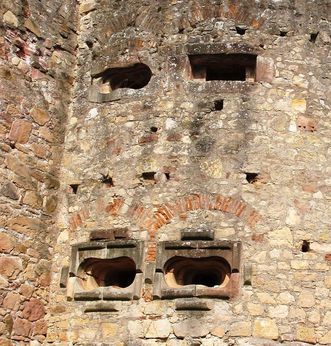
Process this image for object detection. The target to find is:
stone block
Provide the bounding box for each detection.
[23,191,43,208]
[0,233,15,253]
[8,119,32,144]
[101,322,118,337]
[0,256,22,279]
[173,319,209,338]
[144,319,172,339]
[12,318,32,337]
[0,182,19,200]
[322,311,331,325]
[229,321,251,337]
[296,325,316,344]
[320,330,331,344]
[3,292,20,310]
[30,107,50,125]
[298,291,315,308]
[22,299,45,322]
[253,318,278,340]
[3,11,18,27]
[268,227,293,247]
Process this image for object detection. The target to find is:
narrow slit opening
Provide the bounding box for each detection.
[245,172,259,184]
[301,240,310,253]
[309,32,318,43]
[100,174,113,187]
[236,26,246,35]
[213,100,224,111]
[70,184,80,194]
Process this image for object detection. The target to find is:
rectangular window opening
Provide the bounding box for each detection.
[189,54,257,82]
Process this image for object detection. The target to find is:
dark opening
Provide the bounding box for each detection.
[164,172,170,180]
[310,32,319,43]
[96,63,152,90]
[141,172,156,180]
[150,126,158,133]
[100,174,113,187]
[236,26,246,35]
[301,240,310,253]
[189,54,257,81]
[164,256,231,288]
[70,184,80,194]
[213,100,224,111]
[78,257,136,289]
[245,172,259,183]
[279,31,288,37]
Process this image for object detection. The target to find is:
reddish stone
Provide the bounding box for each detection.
[8,119,32,144]
[33,319,47,335]
[0,233,15,253]
[19,284,34,298]
[296,115,317,132]
[3,292,20,310]
[12,318,32,337]
[22,299,45,322]
[252,233,264,242]
[30,107,50,125]
[325,254,331,262]
[0,257,22,279]
[138,133,158,144]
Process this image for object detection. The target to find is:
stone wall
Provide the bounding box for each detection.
[1,0,331,345]
[46,1,331,345]
[0,0,77,344]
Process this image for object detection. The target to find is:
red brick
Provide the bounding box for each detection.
[252,233,264,242]
[105,198,124,215]
[8,119,32,144]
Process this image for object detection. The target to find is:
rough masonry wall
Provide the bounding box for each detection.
[0,0,77,344]
[23,0,331,345]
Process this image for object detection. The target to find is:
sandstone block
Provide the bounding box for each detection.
[19,284,34,298]
[3,292,20,310]
[3,11,18,27]
[173,319,209,338]
[1,182,19,200]
[33,319,47,335]
[23,191,43,208]
[291,260,309,270]
[0,233,15,253]
[247,302,264,315]
[320,330,331,344]
[0,256,22,279]
[12,318,32,337]
[145,319,172,339]
[30,107,50,125]
[229,321,251,336]
[268,227,293,247]
[127,321,143,338]
[8,119,32,144]
[211,326,226,337]
[101,323,117,337]
[296,325,316,344]
[325,276,331,288]
[253,318,278,340]
[22,299,45,321]
[322,311,331,325]
[298,291,315,308]
[269,305,288,318]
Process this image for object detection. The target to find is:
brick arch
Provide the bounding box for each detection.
[125,193,261,262]
[69,193,261,262]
